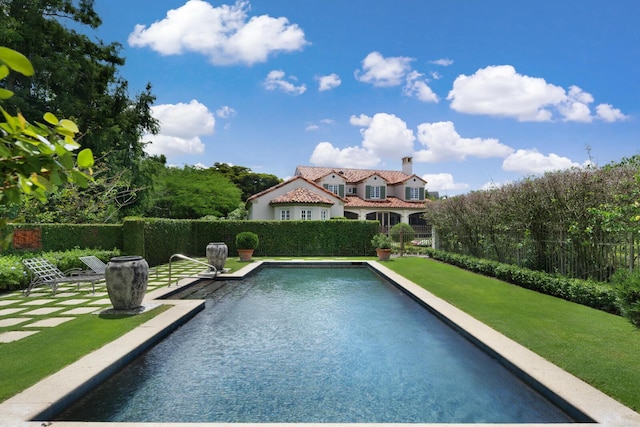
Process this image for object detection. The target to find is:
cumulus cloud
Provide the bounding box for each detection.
[422,173,470,192]
[349,114,372,127]
[447,65,627,122]
[317,73,341,91]
[354,52,438,103]
[403,71,438,102]
[502,149,581,174]
[354,51,413,87]
[596,103,628,122]
[414,121,514,162]
[144,100,215,157]
[309,113,415,168]
[309,142,380,168]
[264,70,306,95]
[358,113,415,159]
[128,0,308,66]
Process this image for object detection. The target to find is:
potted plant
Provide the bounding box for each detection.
[236,231,259,261]
[371,233,392,261]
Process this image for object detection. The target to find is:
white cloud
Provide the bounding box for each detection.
[216,105,236,118]
[447,65,627,122]
[403,71,438,102]
[317,73,341,91]
[128,0,308,66]
[309,142,380,168]
[596,103,628,122]
[414,121,514,162]
[349,114,372,127]
[502,149,581,174]
[264,70,306,95]
[354,51,413,87]
[358,113,415,159]
[144,100,215,157]
[422,173,469,192]
[305,124,319,131]
[430,58,454,66]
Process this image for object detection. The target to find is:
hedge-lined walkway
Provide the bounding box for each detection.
[0,260,205,343]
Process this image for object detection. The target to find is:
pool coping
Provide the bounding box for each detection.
[1,259,639,427]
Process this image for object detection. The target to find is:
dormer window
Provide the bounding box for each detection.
[366,185,386,200]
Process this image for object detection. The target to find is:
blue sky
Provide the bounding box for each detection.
[89,0,639,195]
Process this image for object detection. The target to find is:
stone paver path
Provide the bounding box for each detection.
[0,259,206,343]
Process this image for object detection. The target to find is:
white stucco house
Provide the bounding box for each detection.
[246,157,429,232]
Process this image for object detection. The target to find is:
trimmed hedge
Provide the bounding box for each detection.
[424,248,619,314]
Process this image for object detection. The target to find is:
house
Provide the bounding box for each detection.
[246,157,429,232]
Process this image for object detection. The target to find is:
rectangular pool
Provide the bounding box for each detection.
[54,265,578,423]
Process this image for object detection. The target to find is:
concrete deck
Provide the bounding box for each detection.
[1,260,639,427]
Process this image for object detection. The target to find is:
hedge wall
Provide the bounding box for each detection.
[5,223,122,252]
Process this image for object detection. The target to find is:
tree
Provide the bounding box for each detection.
[0,46,93,242]
[212,162,282,200]
[1,0,159,215]
[147,166,242,219]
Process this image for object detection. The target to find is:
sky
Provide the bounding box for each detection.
[87,0,639,196]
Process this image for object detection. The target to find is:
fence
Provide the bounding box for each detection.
[436,230,639,281]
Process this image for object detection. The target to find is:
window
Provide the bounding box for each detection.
[370,186,381,199]
[408,187,420,200]
[348,187,357,195]
[301,209,312,220]
[326,184,339,194]
[279,209,291,220]
[321,209,328,220]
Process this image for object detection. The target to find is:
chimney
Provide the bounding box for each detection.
[402,156,413,175]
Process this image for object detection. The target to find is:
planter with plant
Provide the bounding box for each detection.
[236,231,259,261]
[371,233,392,261]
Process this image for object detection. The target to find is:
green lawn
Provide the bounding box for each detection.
[385,256,640,412]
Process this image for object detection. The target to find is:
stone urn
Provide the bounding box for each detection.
[206,242,228,271]
[105,255,149,310]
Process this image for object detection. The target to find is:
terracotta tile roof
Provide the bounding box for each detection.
[344,196,428,209]
[270,187,335,205]
[295,165,425,185]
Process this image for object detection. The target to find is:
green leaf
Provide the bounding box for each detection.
[77,148,94,168]
[0,87,14,99]
[0,47,34,76]
[58,119,79,133]
[43,112,58,125]
[72,170,89,188]
[0,64,8,80]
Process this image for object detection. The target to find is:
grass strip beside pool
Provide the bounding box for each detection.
[0,306,168,402]
[386,257,640,412]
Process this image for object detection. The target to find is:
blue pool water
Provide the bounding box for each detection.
[57,266,575,423]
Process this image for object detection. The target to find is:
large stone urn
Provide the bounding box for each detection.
[206,242,228,271]
[105,255,149,310]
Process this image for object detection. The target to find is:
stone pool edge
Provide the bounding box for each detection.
[0,259,637,427]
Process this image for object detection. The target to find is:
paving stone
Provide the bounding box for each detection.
[88,298,112,306]
[0,330,39,343]
[56,299,90,306]
[0,300,18,306]
[27,317,75,328]
[0,308,26,316]
[0,317,31,327]
[24,307,64,316]
[21,299,57,306]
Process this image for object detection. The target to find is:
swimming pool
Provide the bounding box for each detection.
[55,265,577,423]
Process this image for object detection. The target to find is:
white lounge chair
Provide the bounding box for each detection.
[79,255,107,275]
[22,258,103,296]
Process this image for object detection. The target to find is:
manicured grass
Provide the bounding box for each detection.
[386,257,640,412]
[0,306,167,402]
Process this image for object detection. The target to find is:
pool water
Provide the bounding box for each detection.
[56,266,575,423]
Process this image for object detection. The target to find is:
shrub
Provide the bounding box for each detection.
[236,231,259,249]
[611,269,640,327]
[371,233,392,249]
[424,248,618,314]
[389,223,415,243]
